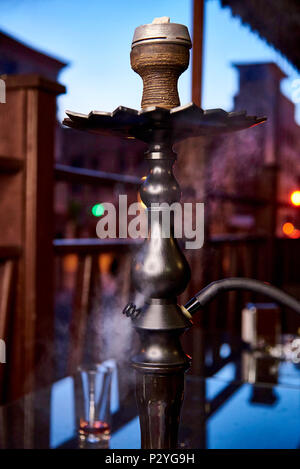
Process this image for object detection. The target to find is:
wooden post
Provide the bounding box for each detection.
[192,0,204,107]
[257,164,279,283]
[0,74,65,401]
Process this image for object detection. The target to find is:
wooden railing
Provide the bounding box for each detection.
[0,74,65,402]
[53,238,141,377]
[52,161,141,376]
[54,164,140,186]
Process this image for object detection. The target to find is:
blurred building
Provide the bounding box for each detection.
[0,30,145,239]
[0,30,66,79]
[204,62,300,237]
[234,63,300,202]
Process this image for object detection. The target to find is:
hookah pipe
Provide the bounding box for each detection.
[123,18,300,448]
[64,16,300,450]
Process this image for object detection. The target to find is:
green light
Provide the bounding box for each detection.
[91,203,105,217]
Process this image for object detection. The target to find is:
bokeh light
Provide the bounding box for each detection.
[91,203,105,217]
[282,222,295,236]
[291,190,300,206]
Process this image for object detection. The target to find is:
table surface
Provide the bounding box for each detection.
[1,336,300,449]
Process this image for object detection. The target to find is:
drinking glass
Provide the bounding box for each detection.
[77,363,113,444]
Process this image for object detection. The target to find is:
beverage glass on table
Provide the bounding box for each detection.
[77,363,113,445]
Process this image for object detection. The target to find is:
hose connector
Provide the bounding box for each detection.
[123,302,141,319]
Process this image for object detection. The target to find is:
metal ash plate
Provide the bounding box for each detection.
[63,102,266,143]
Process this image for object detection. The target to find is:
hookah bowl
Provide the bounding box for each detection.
[63,17,269,449]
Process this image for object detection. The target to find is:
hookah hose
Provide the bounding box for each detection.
[184,277,300,317]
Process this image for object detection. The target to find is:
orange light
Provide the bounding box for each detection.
[98,253,113,274]
[290,229,300,239]
[291,191,300,206]
[282,222,295,236]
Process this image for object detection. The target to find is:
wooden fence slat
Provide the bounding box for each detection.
[68,254,93,374]
[0,260,14,338]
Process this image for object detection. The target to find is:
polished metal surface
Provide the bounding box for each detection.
[63,104,266,143]
[129,132,191,448]
[132,20,192,49]
[135,372,185,449]
[132,145,191,301]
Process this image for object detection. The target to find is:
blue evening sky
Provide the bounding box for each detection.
[1,0,299,123]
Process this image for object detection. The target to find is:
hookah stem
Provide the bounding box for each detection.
[185,277,300,316]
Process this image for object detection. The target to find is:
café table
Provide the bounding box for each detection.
[0,333,299,449]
